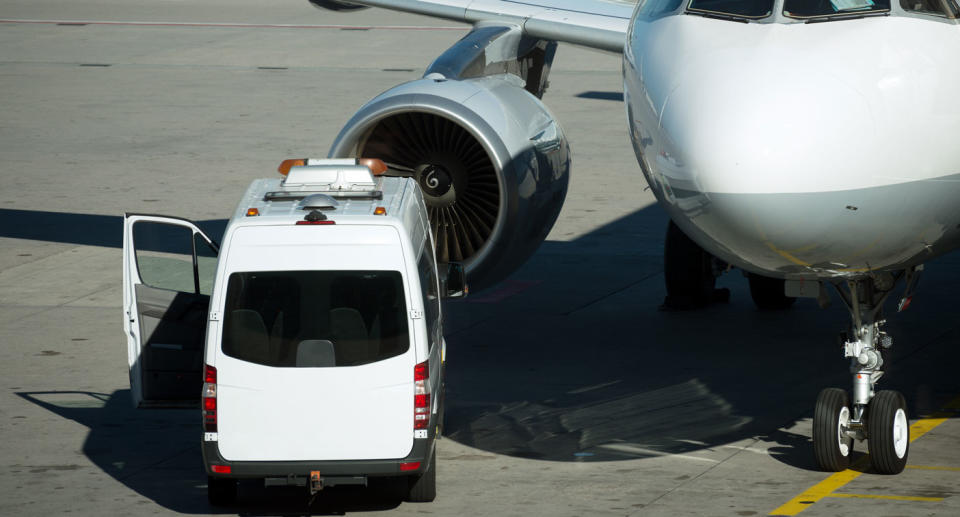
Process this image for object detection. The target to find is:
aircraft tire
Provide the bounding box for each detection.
[867,390,909,474]
[662,220,722,310]
[747,273,796,310]
[813,388,853,472]
[207,476,237,506]
[406,450,437,502]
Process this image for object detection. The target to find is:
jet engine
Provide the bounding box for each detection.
[329,74,571,290]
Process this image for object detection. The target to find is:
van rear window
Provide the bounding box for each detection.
[221,271,408,367]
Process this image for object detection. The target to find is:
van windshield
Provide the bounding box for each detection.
[221,270,409,368]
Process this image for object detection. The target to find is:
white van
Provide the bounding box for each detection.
[122,159,465,505]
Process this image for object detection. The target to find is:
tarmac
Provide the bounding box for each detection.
[1,1,959,515]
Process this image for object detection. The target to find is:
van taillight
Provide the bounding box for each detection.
[203,364,217,432]
[414,361,430,430]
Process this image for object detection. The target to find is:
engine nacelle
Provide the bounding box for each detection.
[329,75,571,291]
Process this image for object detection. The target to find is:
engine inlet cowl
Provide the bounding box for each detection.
[329,76,570,291]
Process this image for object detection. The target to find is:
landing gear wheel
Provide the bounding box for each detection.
[207,476,237,506]
[662,220,728,310]
[747,273,796,310]
[813,388,853,472]
[406,450,437,502]
[868,390,909,474]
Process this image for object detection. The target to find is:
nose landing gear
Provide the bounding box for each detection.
[812,269,919,475]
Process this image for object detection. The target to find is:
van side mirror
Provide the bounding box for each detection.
[438,262,467,299]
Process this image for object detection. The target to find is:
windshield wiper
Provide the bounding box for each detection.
[805,10,889,23]
[684,10,751,23]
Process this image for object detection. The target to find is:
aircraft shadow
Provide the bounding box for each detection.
[439,207,960,467]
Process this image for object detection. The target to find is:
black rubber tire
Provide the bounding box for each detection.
[662,220,719,309]
[868,390,909,474]
[813,388,853,472]
[207,476,237,506]
[406,450,437,502]
[747,273,796,310]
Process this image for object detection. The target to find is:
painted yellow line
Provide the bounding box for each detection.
[769,395,960,516]
[826,493,944,502]
[769,461,867,516]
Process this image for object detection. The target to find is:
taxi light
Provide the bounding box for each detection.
[400,462,421,472]
[211,465,231,474]
[278,158,306,176]
[374,206,387,216]
[413,361,430,430]
[246,208,260,217]
[358,157,388,176]
[203,364,217,432]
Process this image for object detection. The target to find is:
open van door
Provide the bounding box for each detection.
[123,214,218,407]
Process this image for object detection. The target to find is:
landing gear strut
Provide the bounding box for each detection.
[812,269,919,475]
[661,220,729,310]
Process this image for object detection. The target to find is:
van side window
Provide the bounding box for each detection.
[417,249,441,351]
[221,271,408,367]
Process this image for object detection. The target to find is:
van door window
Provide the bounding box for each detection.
[133,222,197,293]
[221,271,409,367]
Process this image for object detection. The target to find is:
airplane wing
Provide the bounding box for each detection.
[323,0,636,52]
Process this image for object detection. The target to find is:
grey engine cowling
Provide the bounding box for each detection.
[329,29,571,291]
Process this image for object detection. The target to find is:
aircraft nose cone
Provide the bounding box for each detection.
[651,63,881,272]
[662,61,878,197]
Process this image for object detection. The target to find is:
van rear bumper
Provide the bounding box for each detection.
[201,434,434,478]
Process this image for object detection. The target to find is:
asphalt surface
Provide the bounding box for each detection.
[2,1,959,516]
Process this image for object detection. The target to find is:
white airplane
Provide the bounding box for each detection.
[310,0,960,474]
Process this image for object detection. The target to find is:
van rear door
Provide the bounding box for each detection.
[213,225,416,461]
[122,214,218,407]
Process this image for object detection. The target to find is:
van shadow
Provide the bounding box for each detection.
[16,390,401,515]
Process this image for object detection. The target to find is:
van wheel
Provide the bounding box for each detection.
[406,452,436,502]
[207,476,237,506]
